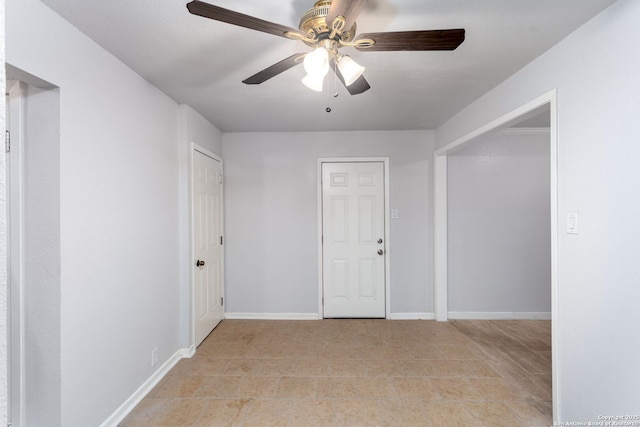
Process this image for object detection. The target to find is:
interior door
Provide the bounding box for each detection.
[193,148,224,346]
[322,162,386,318]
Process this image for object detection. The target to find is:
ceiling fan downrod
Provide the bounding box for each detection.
[295,0,357,46]
[286,0,375,57]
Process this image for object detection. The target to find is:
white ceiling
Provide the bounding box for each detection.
[39,0,616,132]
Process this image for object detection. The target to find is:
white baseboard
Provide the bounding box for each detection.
[99,347,192,427]
[224,312,321,320]
[388,312,435,320]
[225,313,439,321]
[448,312,552,320]
[185,345,196,357]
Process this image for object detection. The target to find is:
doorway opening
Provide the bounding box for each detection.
[433,90,558,420]
[5,64,63,426]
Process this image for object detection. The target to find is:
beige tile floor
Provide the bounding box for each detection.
[120,319,552,427]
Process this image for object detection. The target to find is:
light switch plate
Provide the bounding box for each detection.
[567,212,579,234]
[391,209,398,219]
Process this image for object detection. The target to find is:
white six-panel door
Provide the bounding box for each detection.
[193,148,223,346]
[322,162,386,318]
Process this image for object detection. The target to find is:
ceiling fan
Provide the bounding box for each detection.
[186,0,465,95]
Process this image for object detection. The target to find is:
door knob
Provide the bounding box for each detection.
[377,249,384,255]
[196,260,205,267]
[377,238,383,244]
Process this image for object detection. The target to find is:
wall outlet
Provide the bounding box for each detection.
[151,347,159,367]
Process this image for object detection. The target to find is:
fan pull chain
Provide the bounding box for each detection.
[325,77,332,113]
[326,66,339,113]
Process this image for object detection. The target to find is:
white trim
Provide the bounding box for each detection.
[433,154,448,321]
[191,144,221,162]
[189,144,225,349]
[434,92,554,157]
[185,345,196,357]
[224,313,321,321]
[316,161,324,319]
[549,96,560,422]
[448,312,552,320]
[433,89,559,422]
[498,127,551,136]
[7,79,26,427]
[317,157,391,319]
[388,312,435,320]
[99,347,193,427]
[225,312,438,321]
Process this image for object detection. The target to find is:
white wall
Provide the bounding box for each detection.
[436,0,640,420]
[0,0,7,424]
[4,0,221,425]
[447,129,551,316]
[222,131,434,317]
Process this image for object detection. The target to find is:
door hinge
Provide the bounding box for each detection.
[218,173,223,185]
[5,130,10,153]
[221,297,224,306]
[220,236,223,245]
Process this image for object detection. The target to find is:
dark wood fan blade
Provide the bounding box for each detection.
[186,1,305,39]
[355,29,465,51]
[344,74,370,95]
[330,60,371,95]
[326,0,367,33]
[242,54,305,85]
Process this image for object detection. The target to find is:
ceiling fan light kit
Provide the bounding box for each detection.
[186,0,465,95]
[301,72,326,92]
[302,46,330,92]
[336,54,365,87]
[303,46,330,75]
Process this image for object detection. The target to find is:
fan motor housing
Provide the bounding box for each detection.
[299,0,356,45]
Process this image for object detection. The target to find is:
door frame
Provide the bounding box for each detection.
[317,157,391,319]
[7,79,26,427]
[189,143,224,349]
[433,90,558,419]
